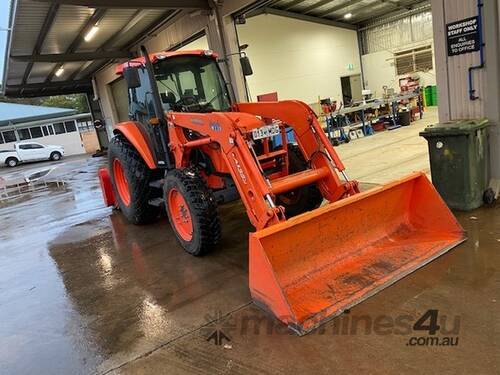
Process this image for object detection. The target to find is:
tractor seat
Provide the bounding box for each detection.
[161,91,177,110]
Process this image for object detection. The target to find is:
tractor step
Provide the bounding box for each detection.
[149,197,164,207]
[149,179,164,189]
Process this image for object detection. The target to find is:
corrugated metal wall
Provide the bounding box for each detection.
[361,11,433,54]
[432,0,485,120]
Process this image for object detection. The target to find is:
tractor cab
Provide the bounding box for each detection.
[118,50,231,117]
[154,54,231,113]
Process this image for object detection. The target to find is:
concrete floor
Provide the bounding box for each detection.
[1,110,499,374]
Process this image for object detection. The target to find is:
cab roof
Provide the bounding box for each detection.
[115,49,218,75]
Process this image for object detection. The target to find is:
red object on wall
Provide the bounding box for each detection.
[257,92,278,102]
[257,92,279,125]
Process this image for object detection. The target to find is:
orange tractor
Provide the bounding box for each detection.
[99,47,466,334]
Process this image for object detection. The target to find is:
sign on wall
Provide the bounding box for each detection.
[446,16,480,56]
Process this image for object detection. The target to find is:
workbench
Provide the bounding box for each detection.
[321,91,423,142]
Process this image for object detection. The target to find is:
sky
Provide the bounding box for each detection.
[0,0,11,82]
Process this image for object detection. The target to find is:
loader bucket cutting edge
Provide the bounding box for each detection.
[249,172,466,335]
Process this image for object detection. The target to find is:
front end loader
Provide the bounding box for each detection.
[98,47,466,335]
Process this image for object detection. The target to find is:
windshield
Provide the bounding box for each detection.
[153,55,231,113]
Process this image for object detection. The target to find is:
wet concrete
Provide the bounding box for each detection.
[0,152,499,374]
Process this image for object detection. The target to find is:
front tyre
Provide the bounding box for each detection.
[108,134,160,224]
[164,168,221,256]
[6,157,18,167]
[50,151,62,161]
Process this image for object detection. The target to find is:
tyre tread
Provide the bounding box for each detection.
[109,134,160,224]
[165,168,221,256]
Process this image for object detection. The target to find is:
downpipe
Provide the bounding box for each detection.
[469,0,484,101]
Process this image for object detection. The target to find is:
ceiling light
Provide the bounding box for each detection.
[84,25,99,42]
[55,66,64,77]
[344,13,353,19]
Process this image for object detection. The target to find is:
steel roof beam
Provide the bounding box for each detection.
[21,3,60,85]
[379,0,413,11]
[358,3,431,29]
[282,0,307,11]
[318,0,364,18]
[249,7,357,30]
[77,9,181,80]
[45,8,107,82]
[12,51,134,62]
[32,0,209,9]
[354,3,402,24]
[349,1,415,23]
[6,84,93,98]
[7,79,91,90]
[68,9,147,81]
[301,0,333,15]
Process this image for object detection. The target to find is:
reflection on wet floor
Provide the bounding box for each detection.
[0,156,499,374]
[46,203,252,372]
[0,166,69,204]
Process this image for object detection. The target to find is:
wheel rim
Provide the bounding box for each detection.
[9,160,16,167]
[168,188,193,241]
[113,159,131,206]
[53,153,60,160]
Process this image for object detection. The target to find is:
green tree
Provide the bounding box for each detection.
[0,94,89,113]
[40,94,89,113]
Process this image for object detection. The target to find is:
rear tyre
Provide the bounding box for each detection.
[276,145,323,217]
[50,151,62,161]
[108,134,160,224]
[164,168,221,256]
[6,157,18,167]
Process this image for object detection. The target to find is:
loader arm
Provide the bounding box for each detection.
[168,101,358,229]
[236,101,359,201]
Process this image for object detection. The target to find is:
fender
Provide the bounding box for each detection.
[113,121,156,169]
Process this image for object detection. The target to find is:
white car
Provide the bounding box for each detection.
[0,142,65,167]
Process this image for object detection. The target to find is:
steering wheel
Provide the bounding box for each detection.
[175,96,204,112]
[178,96,197,106]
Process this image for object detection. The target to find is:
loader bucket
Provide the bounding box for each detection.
[249,172,466,335]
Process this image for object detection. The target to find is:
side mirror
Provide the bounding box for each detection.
[240,55,253,76]
[123,66,141,89]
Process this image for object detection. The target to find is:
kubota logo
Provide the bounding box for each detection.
[210,122,222,132]
[232,153,247,184]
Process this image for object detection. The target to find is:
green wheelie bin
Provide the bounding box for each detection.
[420,119,489,210]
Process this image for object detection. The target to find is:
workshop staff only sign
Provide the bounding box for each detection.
[447,16,480,56]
